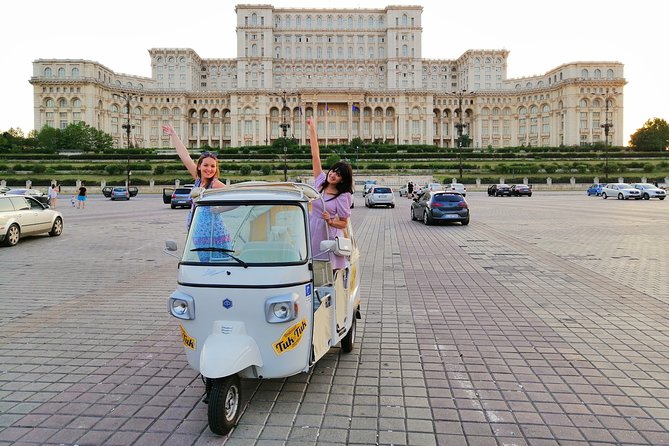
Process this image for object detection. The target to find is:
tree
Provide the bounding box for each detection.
[37,126,61,151]
[629,118,669,151]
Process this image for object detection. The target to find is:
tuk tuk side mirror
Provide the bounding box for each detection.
[164,240,179,258]
[320,237,352,257]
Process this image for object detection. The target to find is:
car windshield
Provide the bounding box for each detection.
[182,203,308,265]
[113,188,126,192]
[433,194,463,203]
[175,188,192,194]
[373,187,391,194]
[617,183,632,188]
[636,183,653,188]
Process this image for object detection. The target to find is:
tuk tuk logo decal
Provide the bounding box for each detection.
[272,318,308,355]
[179,323,196,350]
[222,298,232,309]
[305,284,312,296]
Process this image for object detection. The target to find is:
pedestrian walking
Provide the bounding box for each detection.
[48,183,58,209]
[77,183,87,209]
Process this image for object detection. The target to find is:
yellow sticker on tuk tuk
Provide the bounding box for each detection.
[273,318,308,355]
[179,323,196,350]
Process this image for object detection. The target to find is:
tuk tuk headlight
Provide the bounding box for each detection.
[265,293,299,323]
[168,292,195,320]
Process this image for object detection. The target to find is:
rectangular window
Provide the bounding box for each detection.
[580,112,588,129]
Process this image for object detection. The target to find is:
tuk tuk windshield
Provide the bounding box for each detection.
[183,203,308,265]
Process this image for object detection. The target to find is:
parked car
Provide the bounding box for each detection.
[102,186,139,200]
[587,183,604,196]
[398,184,409,197]
[365,186,395,208]
[631,183,666,200]
[601,183,642,200]
[0,195,63,246]
[487,184,512,196]
[4,188,50,205]
[416,182,444,195]
[362,181,377,196]
[0,186,10,194]
[510,184,532,197]
[447,183,467,196]
[411,191,469,225]
[170,187,194,208]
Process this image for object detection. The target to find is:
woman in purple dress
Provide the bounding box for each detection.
[306,117,354,270]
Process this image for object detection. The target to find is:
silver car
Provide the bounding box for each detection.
[0,195,63,246]
[631,183,666,200]
[364,186,395,208]
[601,183,642,200]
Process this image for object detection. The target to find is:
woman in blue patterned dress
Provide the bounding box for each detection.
[162,124,231,260]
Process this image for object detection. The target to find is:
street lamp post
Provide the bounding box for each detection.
[593,92,618,183]
[283,146,288,181]
[453,89,469,182]
[601,98,614,183]
[113,92,137,189]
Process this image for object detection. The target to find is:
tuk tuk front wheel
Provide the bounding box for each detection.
[341,316,356,353]
[208,375,242,435]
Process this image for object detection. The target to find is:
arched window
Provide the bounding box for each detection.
[252,44,257,57]
[607,69,614,79]
[402,45,408,57]
[111,104,119,113]
[57,68,65,77]
[252,13,257,25]
[581,69,589,79]
[58,98,67,107]
[579,99,588,108]
[594,69,601,79]
[45,98,54,107]
[162,107,170,115]
[44,67,52,77]
[72,99,81,108]
[541,104,550,113]
[71,67,80,78]
[402,14,408,25]
[529,105,538,114]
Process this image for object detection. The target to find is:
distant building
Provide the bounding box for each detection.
[30,4,625,149]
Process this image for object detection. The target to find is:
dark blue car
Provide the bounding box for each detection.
[586,184,603,196]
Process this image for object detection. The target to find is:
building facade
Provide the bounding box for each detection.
[30,4,626,149]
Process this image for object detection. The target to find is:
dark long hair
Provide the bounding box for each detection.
[320,161,354,195]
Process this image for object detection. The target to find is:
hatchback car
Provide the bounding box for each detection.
[447,183,467,196]
[102,186,139,200]
[170,187,194,208]
[601,183,642,200]
[488,184,512,196]
[510,184,532,197]
[411,191,469,225]
[365,186,395,208]
[398,184,409,197]
[587,183,604,196]
[631,183,666,200]
[0,195,63,246]
[4,188,50,205]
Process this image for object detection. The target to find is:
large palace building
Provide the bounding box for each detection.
[30,4,626,149]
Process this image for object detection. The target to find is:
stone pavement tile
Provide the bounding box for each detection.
[258,425,291,440]
[134,431,171,445]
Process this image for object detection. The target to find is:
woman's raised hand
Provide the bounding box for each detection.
[162,124,176,136]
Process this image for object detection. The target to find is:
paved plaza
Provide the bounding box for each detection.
[0,191,668,445]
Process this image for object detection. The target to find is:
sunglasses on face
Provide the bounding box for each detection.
[201,151,218,159]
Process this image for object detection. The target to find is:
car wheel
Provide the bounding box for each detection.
[49,217,63,237]
[461,218,470,225]
[602,193,608,199]
[4,224,20,246]
[171,204,176,209]
[643,193,650,200]
[390,204,395,208]
[423,211,433,225]
[208,375,241,435]
[617,193,624,200]
[528,194,532,197]
[659,197,665,200]
[410,208,416,221]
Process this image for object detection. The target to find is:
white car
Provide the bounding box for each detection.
[631,183,666,200]
[447,183,467,196]
[0,195,63,246]
[398,185,409,197]
[416,183,444,195]
[364,186,395,208]
[601,183,642,200]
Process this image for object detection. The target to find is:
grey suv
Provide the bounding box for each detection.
[0,195,63,246]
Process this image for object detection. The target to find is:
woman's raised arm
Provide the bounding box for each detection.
[306,117,322,179]
[162,124,197,179]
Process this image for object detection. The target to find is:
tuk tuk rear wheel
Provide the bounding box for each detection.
[341,316,356,353]
[208,375,242,435]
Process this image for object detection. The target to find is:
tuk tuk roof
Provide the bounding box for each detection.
[195,181,320,203]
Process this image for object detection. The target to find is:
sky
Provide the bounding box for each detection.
[2,0,666,145]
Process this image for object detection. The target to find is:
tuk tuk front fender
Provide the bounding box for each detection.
[200,334,263,378]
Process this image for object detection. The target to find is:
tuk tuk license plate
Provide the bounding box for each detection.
[179,323,196,350]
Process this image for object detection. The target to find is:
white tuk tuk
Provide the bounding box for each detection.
[165,182,361,435]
